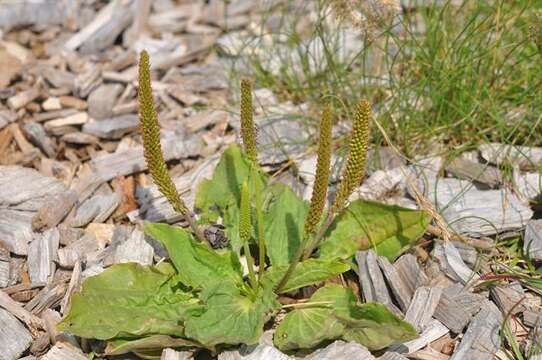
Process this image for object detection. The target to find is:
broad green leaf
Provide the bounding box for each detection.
[340,302,418,350]
[274,285,354,350]
[185,281,280,347]
[274,284,416,351]
[195,144,267,252]
[106,335,199,356]
[265,183,309,266]
[319,200,430,261]
[58,263,198,340]
[145,223,243,289]
[262,259,350,293]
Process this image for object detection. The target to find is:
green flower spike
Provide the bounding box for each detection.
[240,79,258,163]
[331,100,372,214]
[304,105,333,238]
[138,50,207,244]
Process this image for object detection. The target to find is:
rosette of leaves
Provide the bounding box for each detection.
[58,51,429,358]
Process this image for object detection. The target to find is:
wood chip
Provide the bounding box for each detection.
[24,283,67,315]
[490,282,526,315]
[90,135,201,181]
[450,301,502,360]
[57,234,101,268]
[32,191,78,231]
[0,307,33,360]
[433,290,475,333]
[42,342,87,360]
[404,286,442,332]
[445,157,502,188]
[60,261,81,315]
[44,112,88,129]
[0,289,44,332]
[0,209,34,255]
[393,254,429,297]
[27,228,59,285]
[8,87,40,110]
[524,219,542,260]
[87,83,124,120]
[480,143,542,171]
[114,228,154,265]
[377,256,414,312]
[82,114,138,139]
[379,353,409,360]
[356,250,402,315]
[423,178,533,236]
[433,241,479,285]
[390,319,449,354]
[0,247,9,288]
[23,122,56,157]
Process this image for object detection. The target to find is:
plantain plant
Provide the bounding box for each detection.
[58,51,431,358]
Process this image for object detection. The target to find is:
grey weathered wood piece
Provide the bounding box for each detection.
[377,256,414,311]
[524,219,542,260]
[393,254,429,297]
[433,290,474,333]
[0,290,44,331]
[42,342,88,360]
[114,228,154,265]
[479,143,542,171]
[0,110,17,131]
[90,135,201,181]
[378,353,409,360]
[0,307,33,360]
[87,83,124,120]
[0,166,67,211]
[32,191,78,231]
[523,310,542,328]
[0,0,78,32]
[404,286,442,332]
[304,341,375,360]
[356,251,402,316]
[27,228,59,285]
[450,301,502,360]
[490,282,525,315]
[93,193,120,223]
[450,241,478,267]
[0,209,34,255]
[423,177,533,236]
[161,348,195,360]
[0,247,9,288]
[389,319,449,354]
[514,171,541,201]
[23,122,57,158]
[24,283,67,315]
[65,0,134,54]
[82,114,138,139]
[71,193,119,227]
[445,157,502,188]
[41,308,62,345]
[60,261,81,315]
[443,284,486,315]
[57,234,101,268]
[433,241,479,284]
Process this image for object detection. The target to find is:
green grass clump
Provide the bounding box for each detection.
[230,0,542,154]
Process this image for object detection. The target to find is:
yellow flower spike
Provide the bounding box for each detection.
[304,105,333,238]
[240,79,258,163]
[331,100,372,214]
